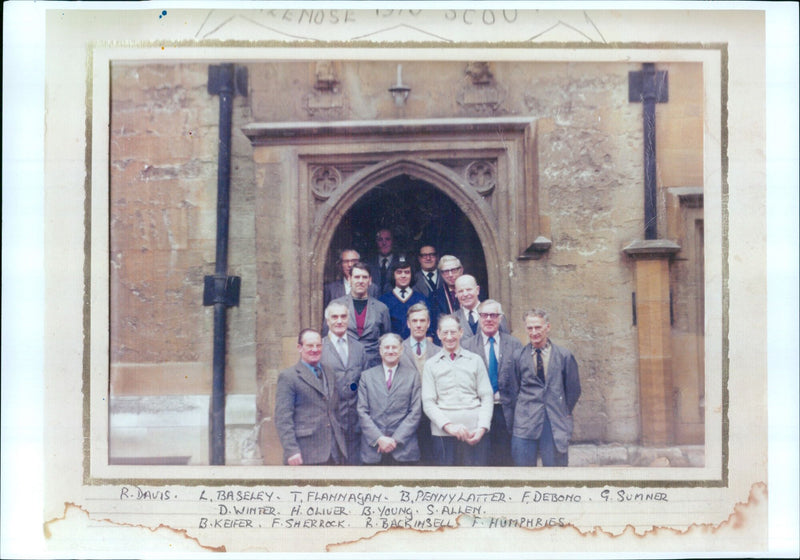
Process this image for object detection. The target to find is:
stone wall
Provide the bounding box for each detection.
[108,59,704,464]
[109,62,258,464]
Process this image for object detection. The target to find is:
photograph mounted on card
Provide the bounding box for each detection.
[89,40,724,487]
[40,5,773,555]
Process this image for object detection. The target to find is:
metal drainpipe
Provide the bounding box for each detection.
[629,63,668,240]
[642,63,659,240]
[204,63,247,465]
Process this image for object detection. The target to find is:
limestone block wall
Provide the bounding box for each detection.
[109,62,258,464]
[108,58,704,464]
[508,63,645,444]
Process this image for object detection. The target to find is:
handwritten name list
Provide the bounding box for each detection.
[96,485,671,535]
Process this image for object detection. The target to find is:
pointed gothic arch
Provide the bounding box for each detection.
[309,157,506,322]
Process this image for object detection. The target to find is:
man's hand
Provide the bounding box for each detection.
[466,427,486,446]
[443,423,470,442]
[287,453,303,466]
[376,436,397,453]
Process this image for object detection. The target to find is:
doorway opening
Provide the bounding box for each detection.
[324,174,489,295]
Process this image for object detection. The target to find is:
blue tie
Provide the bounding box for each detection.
[488,336,499,393]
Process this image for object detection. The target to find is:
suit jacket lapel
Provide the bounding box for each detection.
[322,338,342,368]
[297,364,326,395]
[364,298,376,330]
[345,297,356,331]
[385,364,408,397]
[546,345,561,388]
[498,335,514,371]
[345,337,361,368]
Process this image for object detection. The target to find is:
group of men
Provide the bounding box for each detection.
[275,228,581,467]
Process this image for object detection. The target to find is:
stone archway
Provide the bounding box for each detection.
[309,157,504,324]
[244,118,543,464]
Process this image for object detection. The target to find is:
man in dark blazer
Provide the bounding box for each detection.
[274,328,347,465]
[413,244,442,298]
[367,228,400,295]
[320,301,369,465]
[511,309,581,467]
[399,302,440,465]
[430,255,463,319]
[326,262,391,368]
[357,333,422,465]
[323,248,379,312]
[461,299,522,466]
[379,257,430,340]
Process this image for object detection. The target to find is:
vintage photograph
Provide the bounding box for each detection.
[3,3,789,557]
[107,56,709,473]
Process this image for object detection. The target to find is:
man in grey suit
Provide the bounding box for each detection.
[357,333,422,465]
[327,262,391,368]
[462,299,522,466]
[320,301,369,465]
[400,302,440,465]
[413,244,442,298]
[323,248,379,311]
[274,328,347,465]
[511,309,581,467]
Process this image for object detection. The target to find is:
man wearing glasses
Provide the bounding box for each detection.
[462,300,523,466]
[413,245,442,298]
[431,254,464,319]
[454,274,510,337]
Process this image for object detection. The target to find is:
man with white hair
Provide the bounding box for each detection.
[320,301,369,465]
[431,255,463,319]
[422,314,494,466]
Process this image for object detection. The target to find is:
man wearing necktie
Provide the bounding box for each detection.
[357,333,422,465]
[430,255,464,323]
[274,329,347,465]
[320,302,369,465]
[454,274,510,336]
[399,303,441,465]
[511,309,581,467]
[462,299,523,466]
[412,244,442,298]
[421,315,494,466]
[368,228,399,296]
